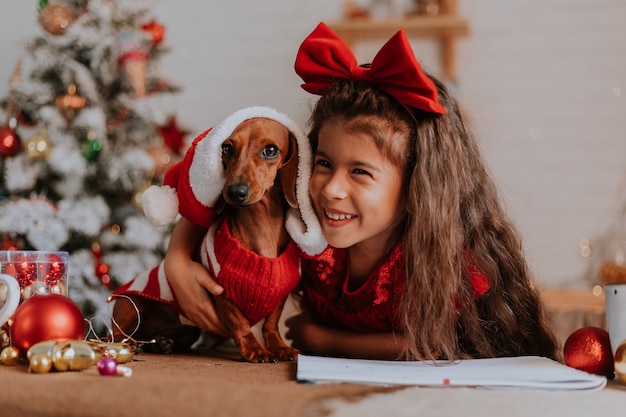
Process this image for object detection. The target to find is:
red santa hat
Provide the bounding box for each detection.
[142,106,327,256]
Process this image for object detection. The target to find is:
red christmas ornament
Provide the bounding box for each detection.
[92,242,112,288]
[0,235,19,250]
[95,260,111,288]
[44,252,67,285]
[4,251,66,288]
[141,20,165,45]
[563,326,614,377]
[14,258,38,288]
[159,116,188,155]
[0,125,21,158]
[10,293,85,355]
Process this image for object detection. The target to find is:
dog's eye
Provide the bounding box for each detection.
[221,143,234,158]
[261,145,280,159]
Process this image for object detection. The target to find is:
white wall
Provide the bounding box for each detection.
[457,0,626,288]
[1,0,625,289]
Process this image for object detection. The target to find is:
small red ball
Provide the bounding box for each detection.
[10,293,85,354]
[563,326,614,377]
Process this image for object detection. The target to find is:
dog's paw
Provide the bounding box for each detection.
[269,346,299,362]
[141,336,174,354]
[239,346,278,364]
[239,345,299,363]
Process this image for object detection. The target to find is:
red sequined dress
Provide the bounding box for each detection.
[301,244,490,332]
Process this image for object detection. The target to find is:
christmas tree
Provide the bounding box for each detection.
[0,0,188,326]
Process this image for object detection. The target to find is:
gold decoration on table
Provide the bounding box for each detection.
[27,340,100,373]
[0,346,20,366]
[26,340,105,374]
[90,341,135,364]
[615,340,626,384]
[28,352,52,374]
[0,330,9,349]
[0,338,136,375]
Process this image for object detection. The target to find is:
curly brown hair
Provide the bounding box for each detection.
[307,76,559,361]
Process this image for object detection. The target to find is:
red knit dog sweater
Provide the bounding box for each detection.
[202,220,301,325]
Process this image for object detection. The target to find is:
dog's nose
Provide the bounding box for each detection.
[227,183,250,203]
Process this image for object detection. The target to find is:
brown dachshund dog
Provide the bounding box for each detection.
[111,116,303,363]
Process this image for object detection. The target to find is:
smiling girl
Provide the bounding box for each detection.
[283,22,558,361]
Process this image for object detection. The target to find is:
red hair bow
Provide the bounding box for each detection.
[295,22,446,116]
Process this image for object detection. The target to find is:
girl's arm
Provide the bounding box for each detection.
[163,217,228,336]
[285,310,405,360]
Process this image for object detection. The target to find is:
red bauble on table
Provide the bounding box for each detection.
[10,293,85,355]
[563,326,614,378]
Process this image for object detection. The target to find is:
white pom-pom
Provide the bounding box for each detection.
[142,185,179,226]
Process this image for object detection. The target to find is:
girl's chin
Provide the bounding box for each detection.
[322,234,355,249]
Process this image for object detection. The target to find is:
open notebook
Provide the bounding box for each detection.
[296,355,608,391]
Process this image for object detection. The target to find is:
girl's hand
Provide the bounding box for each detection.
[170,259,229,337]
[285,308,406,360]
[164,217,228,337]
[284,308,325,354]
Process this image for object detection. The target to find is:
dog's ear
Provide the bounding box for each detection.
[279,133,299,209]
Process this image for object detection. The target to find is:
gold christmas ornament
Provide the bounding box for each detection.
[106,342,134,363]
[0,346,20,366]
[39,3,75,36]
[28,352,52,374]
[26,340,56,361]
[25,129,53,160]
[51,340,102,371]
[614,340,626,384]
[90,341,135,364]
[0,330,9,349]
[20,281,49,301]
[49,281,67,296]
[27,340,103,373]
[56,84,86,119]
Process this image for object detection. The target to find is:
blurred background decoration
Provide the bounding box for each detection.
[0,0,188,325]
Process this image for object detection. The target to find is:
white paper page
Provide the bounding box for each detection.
[296,355,608,391]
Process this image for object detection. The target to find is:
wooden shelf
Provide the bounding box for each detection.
[328,16,468,40]
[328,15,469,82]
